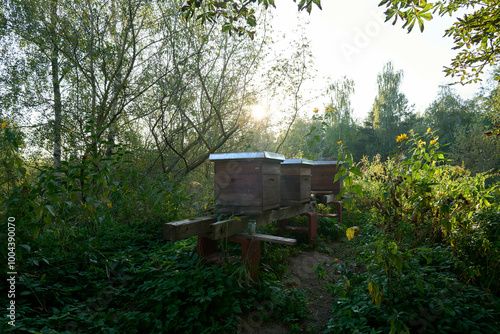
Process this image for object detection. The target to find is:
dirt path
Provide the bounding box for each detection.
[242,241,352,333]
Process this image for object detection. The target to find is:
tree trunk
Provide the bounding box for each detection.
[50,0,62,169]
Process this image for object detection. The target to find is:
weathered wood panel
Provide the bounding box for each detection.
[163,216,217,241]
[280,160,312,206]
[281,175,311,205]
[210,217,249,240]
[211,152,284,214]
[255,202,316,227]
[163,202,317,242]
[234,233,297,246]
[311,162,343,193]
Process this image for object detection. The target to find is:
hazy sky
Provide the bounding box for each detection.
[266,0,486,121]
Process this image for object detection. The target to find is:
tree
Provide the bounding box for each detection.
[179,0,322,39]
[262,23,317,155]
[145,13,265,177]
[321,76,358,158]
[424,85,476,148]
[451,122,500,174]
[181,0,500,85]
[379,0,500,84]
[1,0,266,179]
[1,0,67,168]
[481,67,500,137]
[370,62,413,156]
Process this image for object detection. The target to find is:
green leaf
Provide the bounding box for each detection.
[334,171,341,183]
[418,16,424,32]
[46,205,56,217]
[344,175,353,188]
[352,184,363,198]
[413,160,422,172]
[420,12,432,20]
[20,244,31,253]
[350,166,362,177]
[416,281,425,293]
[388,241,398,254]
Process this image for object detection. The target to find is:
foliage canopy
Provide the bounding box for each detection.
[184,0,500,84]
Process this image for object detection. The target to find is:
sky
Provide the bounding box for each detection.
[263,0,487,122]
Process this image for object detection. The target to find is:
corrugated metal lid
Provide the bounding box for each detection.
[281,158,314,165]
[209,151,285,161]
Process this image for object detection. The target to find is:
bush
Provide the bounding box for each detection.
[327,130,500,333]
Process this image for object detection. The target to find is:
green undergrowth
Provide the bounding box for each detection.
[325,131,500,333]
[0,218,316,333]
[326,217,500,333]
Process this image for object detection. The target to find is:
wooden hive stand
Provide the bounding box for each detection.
[310,159,344,225]
[163,202,317,280]
[311,191,343,225]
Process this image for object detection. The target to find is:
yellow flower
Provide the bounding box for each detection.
[427,127,431,133]
[430,139,437,145]
[68,130,73,134]
[334,258,339,262]
[396,133,408,142]
[1,122,6,128]
[313,107,319,113]
[418,139,426,148]
[337,141,342,145]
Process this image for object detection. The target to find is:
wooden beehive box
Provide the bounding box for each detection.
[209,151,285,214]
[280,159,313,206]
[311,160,344,194]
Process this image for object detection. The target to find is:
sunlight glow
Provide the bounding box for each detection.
[251,105,267,120]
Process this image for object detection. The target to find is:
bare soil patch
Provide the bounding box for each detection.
[240,241,353,333]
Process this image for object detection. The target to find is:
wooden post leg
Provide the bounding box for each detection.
[331,201,343,225]
[228,236,260,281]
[197,233,221,264]
[300,211,317,244]
[278,219,288,235]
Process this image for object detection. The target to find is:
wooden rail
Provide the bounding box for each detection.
[163,202,316,242]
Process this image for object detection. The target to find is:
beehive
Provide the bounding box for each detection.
[209,151,285,214]
[280,159,313,206]
[311,160,344,194]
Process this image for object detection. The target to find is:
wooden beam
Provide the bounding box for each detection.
[164,202,317,242]
[254,202,316,227]
[210,217,249,240]
[163,216,217,242]
[234,233,297,246]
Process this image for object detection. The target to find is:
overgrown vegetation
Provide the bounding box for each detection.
[2,0,500,333]
[325,131,500,333]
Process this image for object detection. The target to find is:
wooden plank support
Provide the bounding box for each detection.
[227,235,261,280]
[164,202,317,242]
[254,202,316,227]
[234,233,297,246]
[163,216,217,242]
[318,213,339,218]
[282,226,308,233]
[278,211,318,244]
[311,192,343,225]
[210,217,249,240]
